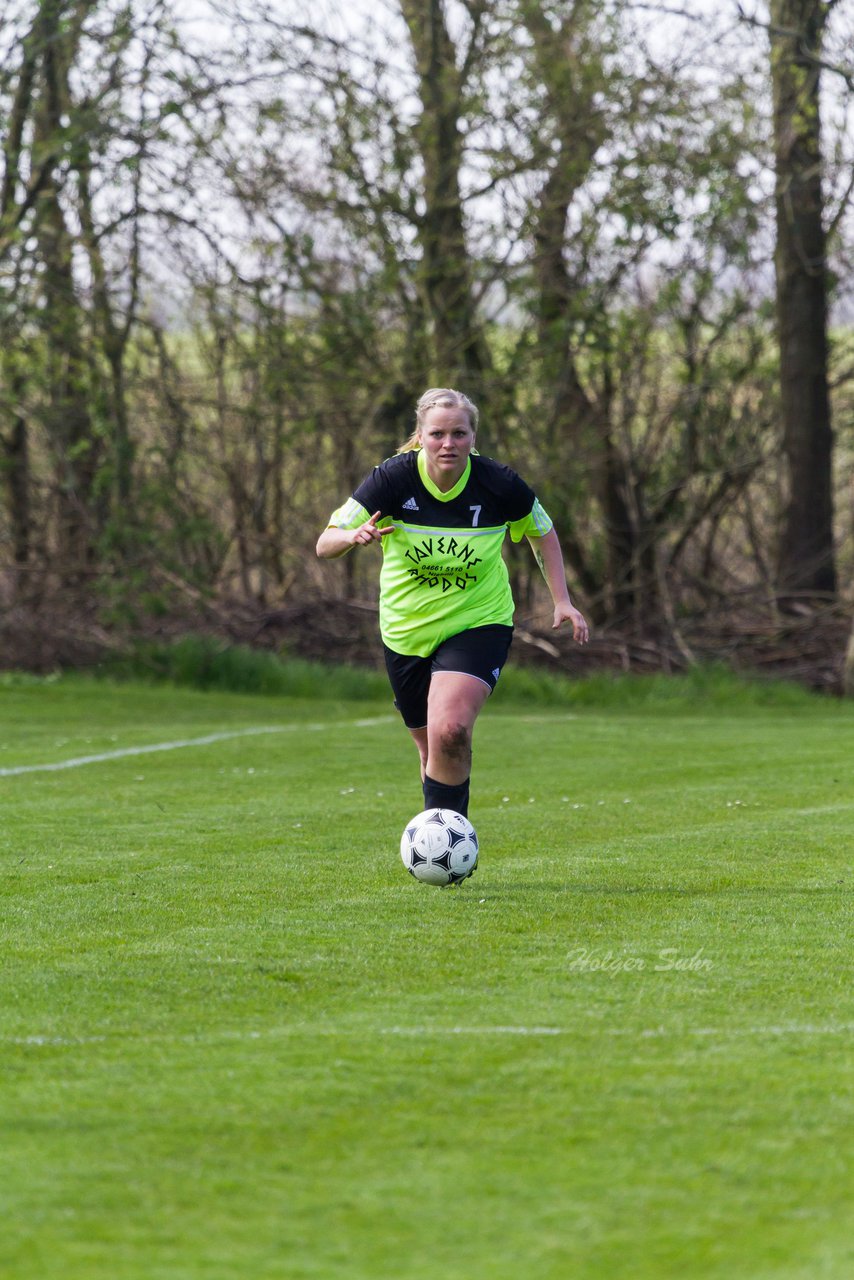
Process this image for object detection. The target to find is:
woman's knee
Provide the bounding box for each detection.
[434,719,472,762]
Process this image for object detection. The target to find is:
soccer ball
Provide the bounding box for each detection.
[400,808,479,886]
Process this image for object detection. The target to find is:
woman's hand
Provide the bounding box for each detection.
[350,511,395,548]
[316,512,394,559]
[553,601,589,644]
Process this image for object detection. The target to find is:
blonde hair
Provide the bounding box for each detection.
[397,387,479,453]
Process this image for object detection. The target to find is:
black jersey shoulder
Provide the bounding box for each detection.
[468,455,533,503]
[352,452,420,518]
[353,451,535,530]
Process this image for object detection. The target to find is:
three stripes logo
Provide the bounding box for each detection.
[402,497,420,511]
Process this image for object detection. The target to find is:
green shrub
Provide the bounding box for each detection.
[102,636,390,701]
[98,638,829,711]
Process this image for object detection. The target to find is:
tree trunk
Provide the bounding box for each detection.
[38,193,100,580]
[844,620,854,696]
[399,0,491,388]
[34,11,100,583]
[601,423,639,623]
[523,0,607,446]
[770,0,836,599]
[77,160,136,508]
[0,16,39,588]
[0,359,31,579]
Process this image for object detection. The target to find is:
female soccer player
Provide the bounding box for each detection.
[316,387,588,822]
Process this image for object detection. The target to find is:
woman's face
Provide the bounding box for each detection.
[417,406,476,490]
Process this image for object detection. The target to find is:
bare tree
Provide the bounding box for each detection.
[397,0,492,387]
[769,0,837,599]
[31,0,103,582]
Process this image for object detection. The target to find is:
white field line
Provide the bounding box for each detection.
[380,1025,563,1036]
[381,1023,854,1039]
[788,802,854,816]
[610,1023,854,1039]
[6,1028,565,1047]
[0,717,394,778]
[7,1022,854,1048]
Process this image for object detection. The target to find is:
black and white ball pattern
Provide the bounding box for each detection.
[400,808,479,886]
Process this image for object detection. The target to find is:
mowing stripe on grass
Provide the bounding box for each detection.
[0,716,395,778]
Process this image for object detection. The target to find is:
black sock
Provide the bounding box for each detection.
[422,774,470,819]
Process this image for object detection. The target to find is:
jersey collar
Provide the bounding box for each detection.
[417,449,471,502]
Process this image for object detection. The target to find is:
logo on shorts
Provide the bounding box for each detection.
[402,497,420,511]
[492,668,500,681]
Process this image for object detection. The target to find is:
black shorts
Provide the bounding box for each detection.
[383,624,513,730]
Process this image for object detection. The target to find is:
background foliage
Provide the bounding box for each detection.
[1,0,853,685]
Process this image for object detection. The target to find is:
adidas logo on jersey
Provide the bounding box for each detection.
[492,668,501,681]
[402,497,420,511]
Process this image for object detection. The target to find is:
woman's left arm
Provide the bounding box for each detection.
[526,528,589,643]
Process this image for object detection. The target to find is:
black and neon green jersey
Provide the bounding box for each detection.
[327,450,553,656]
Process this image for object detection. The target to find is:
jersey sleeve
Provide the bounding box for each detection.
[497,464,553,542]
[508,497,553,542]
[326,496,371,530]
[325,460,396,529]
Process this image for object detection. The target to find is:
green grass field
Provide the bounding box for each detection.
[2,671,853,1279]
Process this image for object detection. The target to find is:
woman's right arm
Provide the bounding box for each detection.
[316,511,394,559]
[316,526,358,559]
